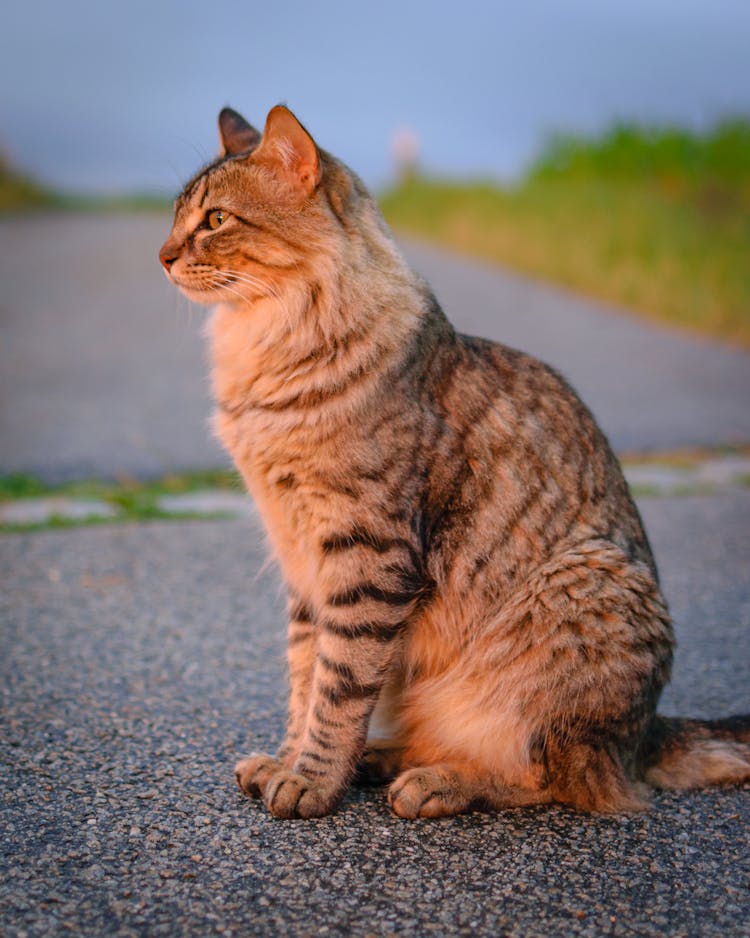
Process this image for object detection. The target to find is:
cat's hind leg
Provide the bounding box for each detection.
[385,742,650,818]
[388,763,552,819]
[395,538,674,818]
[354,739,404,786]
[546,739,651,813]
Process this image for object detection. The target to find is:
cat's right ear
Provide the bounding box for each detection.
[255,105,322,196]
[218,107,262,157]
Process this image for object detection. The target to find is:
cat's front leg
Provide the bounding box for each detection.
[261,630,402,819]
[275,596,317,766]
[236,594,317,792]
[235,595,317,799]
[258,535,426,819]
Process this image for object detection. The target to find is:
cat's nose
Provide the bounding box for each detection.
[159,245,178,271]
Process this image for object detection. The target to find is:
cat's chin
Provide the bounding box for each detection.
[171,279,254,308]
[171,281,222,306]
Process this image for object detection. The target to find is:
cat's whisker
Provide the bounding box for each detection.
[222,266,283,295]
[171,287,195,329]
[217,271,260,290]
[223,274,274,296]
[211,276,270,311]
[208,276,254,308]
[221,269,283,301]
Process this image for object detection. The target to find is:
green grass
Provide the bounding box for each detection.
[0,473,51,499]
[0,156,64,212]
[0,469,243,532]
[0,469,241,503]
[618,443,750,467]
[530,120,750,184]
[0,510,237,535]
[380,120,750,347]
[0,154,171,215]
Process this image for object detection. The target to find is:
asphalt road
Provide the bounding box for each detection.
[1,214,750,482]
[1,213,749,936]
[1,493,749,937]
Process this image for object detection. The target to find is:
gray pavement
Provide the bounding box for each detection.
[1,213,749,936]
[1,215,750,482]
[0,214,223,482]
[2,493,749,937]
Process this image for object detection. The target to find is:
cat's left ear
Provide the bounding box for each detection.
[256,105,322,195]
[218,107,262,157]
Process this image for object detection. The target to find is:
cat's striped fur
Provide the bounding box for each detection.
[159,105,750,819]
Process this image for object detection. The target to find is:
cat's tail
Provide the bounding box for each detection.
[642,714,750,790]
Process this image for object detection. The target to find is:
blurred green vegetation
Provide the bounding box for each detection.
[0,469,243,531]
[0,153,170,214]
[4,123,749,344]
[0,468,241,503]
[381,120,750,346]
[530,120,750,185]
[0,154,65,212]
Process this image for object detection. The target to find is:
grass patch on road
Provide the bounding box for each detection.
[3,449,750,533]
[380,121,750,347]
[618,443,750,467]
[0,469,241,502]
[0,469,244,532]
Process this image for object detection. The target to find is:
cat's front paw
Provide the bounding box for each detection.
[234,752,283,799]
[263,770,335,819]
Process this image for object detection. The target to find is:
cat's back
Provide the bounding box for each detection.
[412,327,656,592]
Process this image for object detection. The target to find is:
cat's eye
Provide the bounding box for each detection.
[206,209,228,230]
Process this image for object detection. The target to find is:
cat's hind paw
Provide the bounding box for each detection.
[234,752,283,799]
[388,766,470,819]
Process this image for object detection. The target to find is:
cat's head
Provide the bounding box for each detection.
[159,105,375,311]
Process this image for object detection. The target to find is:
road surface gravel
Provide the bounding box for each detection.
[1,493,748,937]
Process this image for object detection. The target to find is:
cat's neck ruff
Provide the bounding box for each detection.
[206,276,425,436]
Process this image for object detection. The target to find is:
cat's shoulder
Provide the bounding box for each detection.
[457,332,576,393]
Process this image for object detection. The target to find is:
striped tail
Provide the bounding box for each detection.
[642,714,750,790]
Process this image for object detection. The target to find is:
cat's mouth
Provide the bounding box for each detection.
[166,271,228,305]
[165,271,246,306]
[164,263,275,307]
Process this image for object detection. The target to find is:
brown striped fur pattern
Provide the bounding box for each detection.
[160,105,750,819]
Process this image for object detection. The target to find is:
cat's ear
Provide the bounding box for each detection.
[218,107,262,157]
[256,105,321,195]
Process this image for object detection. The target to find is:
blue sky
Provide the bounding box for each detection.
[2,0,750,194]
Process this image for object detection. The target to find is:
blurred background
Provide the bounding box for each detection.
[3,1,750,192]
[1,0,750,496]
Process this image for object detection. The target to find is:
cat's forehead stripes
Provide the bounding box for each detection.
[176,154,237,211]
[177,165,215,211]
[177,145,263,208]
[191,174,210,208]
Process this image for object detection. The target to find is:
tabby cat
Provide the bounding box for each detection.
[159,105,750,819]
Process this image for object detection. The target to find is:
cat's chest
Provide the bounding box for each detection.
[216,408,350,593]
